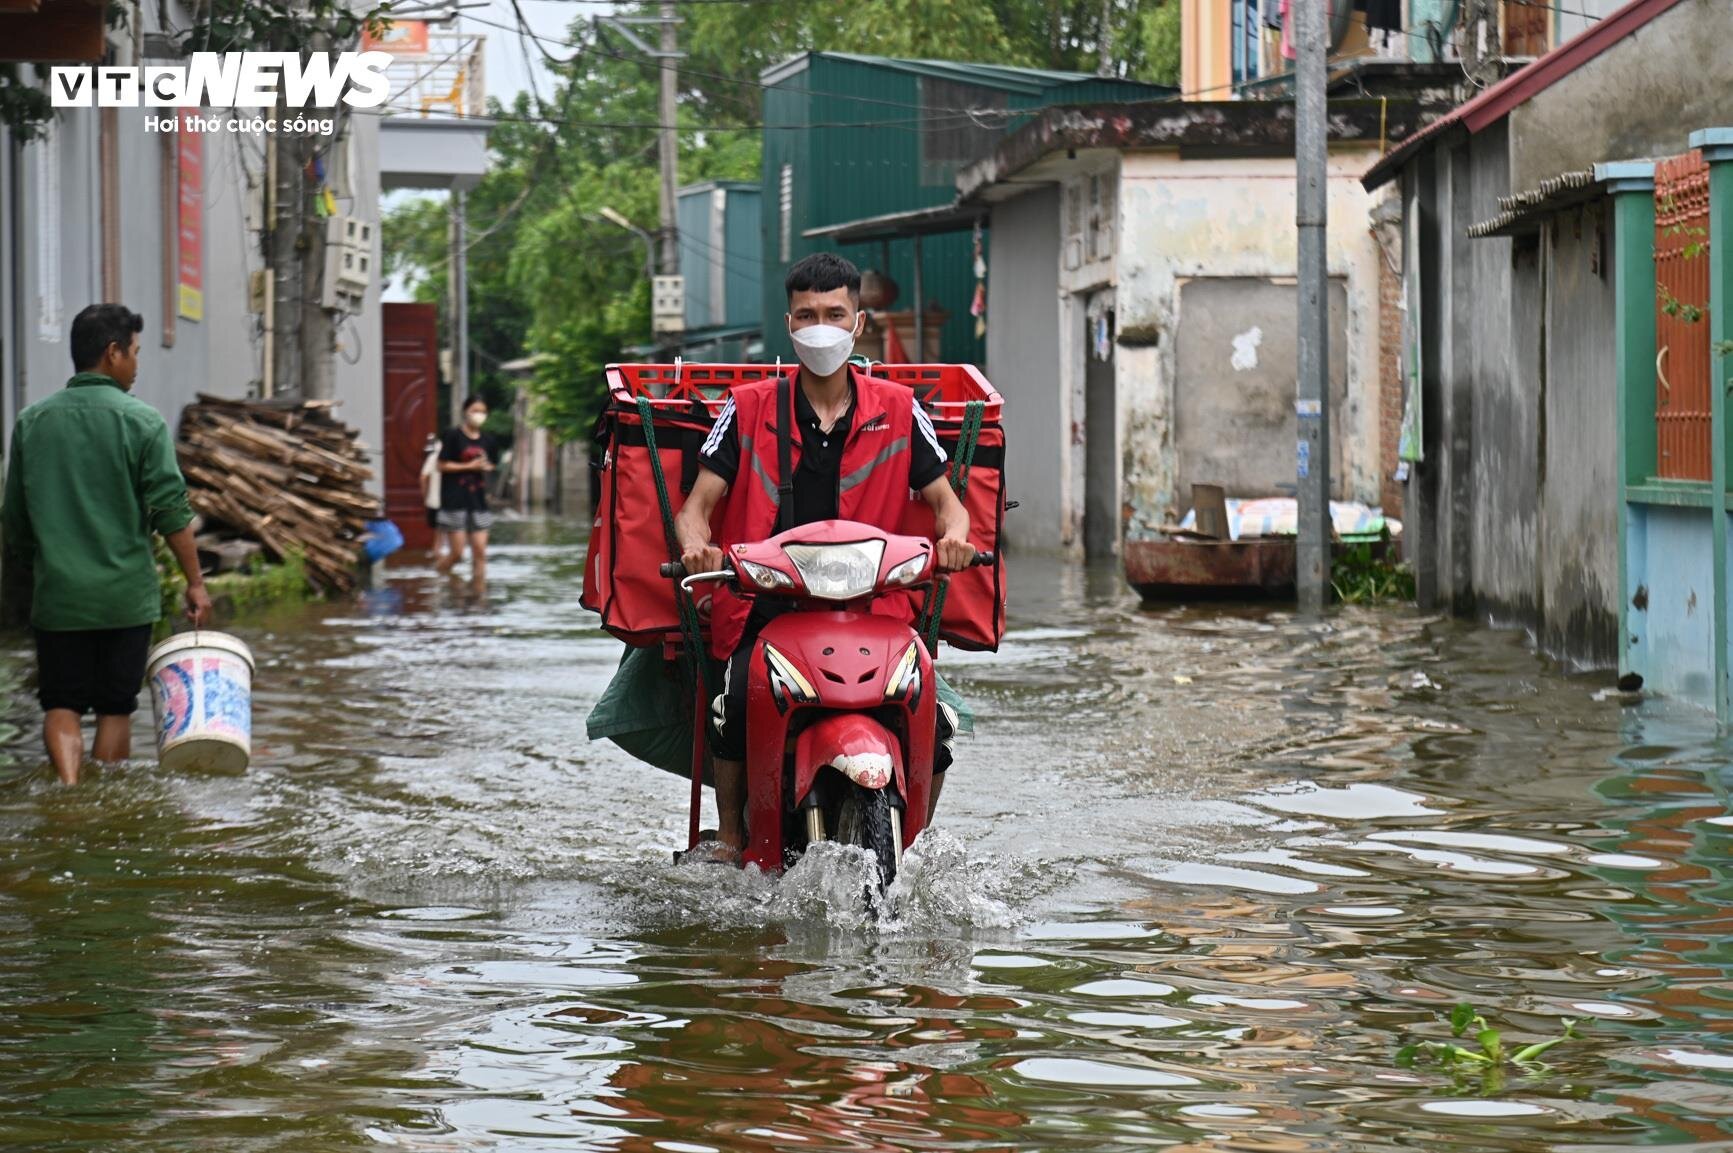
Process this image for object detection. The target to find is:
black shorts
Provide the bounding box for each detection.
[710,628,956,773]
[34,625,154,717]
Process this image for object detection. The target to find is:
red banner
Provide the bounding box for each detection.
[177,111,202,322]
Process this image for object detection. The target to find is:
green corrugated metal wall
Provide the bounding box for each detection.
[760,54,1171,364]
[722,188,761,329]
[678,182,761,331]
[677,189,716,327]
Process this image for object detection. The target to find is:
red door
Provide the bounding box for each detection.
[382,303,440,550]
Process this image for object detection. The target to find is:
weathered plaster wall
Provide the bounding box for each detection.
[1467,127,1539,626]
[1171,275,1349,502]
[5,104,381,491]
[1401,117,1619,669]
[204,130,262,404]
[333,113,385,497]
[1116,150,1386,535]
[985,185,1064,552]
[1631,505,1717,708]
[1539,205,1619,665]
[1511,0,1733,191]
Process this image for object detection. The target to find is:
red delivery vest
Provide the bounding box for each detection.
[708,367,926,661]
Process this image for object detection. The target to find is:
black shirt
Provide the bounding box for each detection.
[699,383,949,525]
[439,428,496,512]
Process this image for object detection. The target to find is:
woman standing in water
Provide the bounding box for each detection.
[434,395,497,583]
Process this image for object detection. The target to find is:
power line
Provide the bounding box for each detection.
[462,9,1025,120]
[381,97,1018,132]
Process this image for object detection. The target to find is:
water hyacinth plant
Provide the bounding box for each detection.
[1397,1003,1579,1079]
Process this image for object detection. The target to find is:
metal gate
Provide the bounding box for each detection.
[382,302,440,550]
[1654,149,1713,482]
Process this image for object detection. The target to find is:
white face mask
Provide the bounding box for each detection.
[788,316,861,378]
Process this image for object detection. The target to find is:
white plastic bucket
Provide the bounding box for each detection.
[146,631,255,773]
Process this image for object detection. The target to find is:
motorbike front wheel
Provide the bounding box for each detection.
[832,783,903,893]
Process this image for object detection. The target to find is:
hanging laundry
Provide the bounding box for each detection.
[1364,0,1401,31]
[1262,0,1283,29]
[970,222,988,339]
[1281,0,1295,61]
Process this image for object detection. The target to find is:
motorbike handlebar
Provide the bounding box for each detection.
[665,552,992,579]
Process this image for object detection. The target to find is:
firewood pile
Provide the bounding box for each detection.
[176,394,381,591]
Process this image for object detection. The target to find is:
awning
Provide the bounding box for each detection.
[1465,168,1602,237]
[803,202,987,245]
[624,323,762,358]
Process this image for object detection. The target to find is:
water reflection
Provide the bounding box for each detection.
[0,518,1730,1151]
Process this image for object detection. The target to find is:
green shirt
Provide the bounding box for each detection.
[1,373,194,631]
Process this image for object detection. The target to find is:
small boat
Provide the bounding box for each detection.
[1124,496,1399,600]
[1123,537,1299,600]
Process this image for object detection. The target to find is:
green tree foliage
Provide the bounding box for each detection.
[1137,1,1184,87]
[384,0,1180,442]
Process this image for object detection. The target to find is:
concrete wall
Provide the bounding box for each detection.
[203,128,263,404]
[1,35,383,497]
[1399,117,1620,668]
[984,185,1063,553]
[5,107,216,419]
[1539,205,1619,666]
[333,113,385,497]
[1466,128,1539,625]
[1629,504,1717,708]
[1171,276,1349,502]
[1116,150,1387,536]
[1512,0,1733,192]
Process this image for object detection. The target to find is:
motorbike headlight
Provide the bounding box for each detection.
[884,553,930,587]
[737,558,795,590]
[783,541,887,600]
[885,640,922,701]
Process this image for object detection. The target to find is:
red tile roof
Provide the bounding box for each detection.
[1361,0,1689,189]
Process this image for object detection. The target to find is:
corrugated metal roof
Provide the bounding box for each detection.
[803,202,987,243]
[1362,0,1689,190]
[1464,168,1602,236]
[760,51,1173,97]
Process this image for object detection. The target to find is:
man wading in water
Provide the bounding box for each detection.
[1,304,212,784]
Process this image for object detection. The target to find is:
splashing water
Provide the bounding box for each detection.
[598,829,1033,939]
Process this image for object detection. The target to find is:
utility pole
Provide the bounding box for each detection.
[270,93,304,399]
[450,189,469,424]
[599,9,683,276]
[1294,0,1331,615]
[265,88,343,400]
[657,0,679,275]
[1097,0,1114,77]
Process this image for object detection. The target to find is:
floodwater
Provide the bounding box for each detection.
[1,518,1731,1152]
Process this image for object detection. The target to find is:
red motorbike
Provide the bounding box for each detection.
[663,519,991,891]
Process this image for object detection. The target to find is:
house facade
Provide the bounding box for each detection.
[1361,0,1733,711]
[956,95,1433,558]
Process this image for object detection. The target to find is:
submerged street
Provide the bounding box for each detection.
[1,519,1731,1152]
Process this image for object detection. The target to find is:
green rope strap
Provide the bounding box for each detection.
[920,399,986,655]
[635,396,714,704]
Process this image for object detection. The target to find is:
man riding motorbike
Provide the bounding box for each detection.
[674,252,975,865]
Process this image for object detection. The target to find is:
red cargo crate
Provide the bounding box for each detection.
[582,363,1007,650]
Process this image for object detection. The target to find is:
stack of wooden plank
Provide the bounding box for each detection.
[176,394,381,591]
